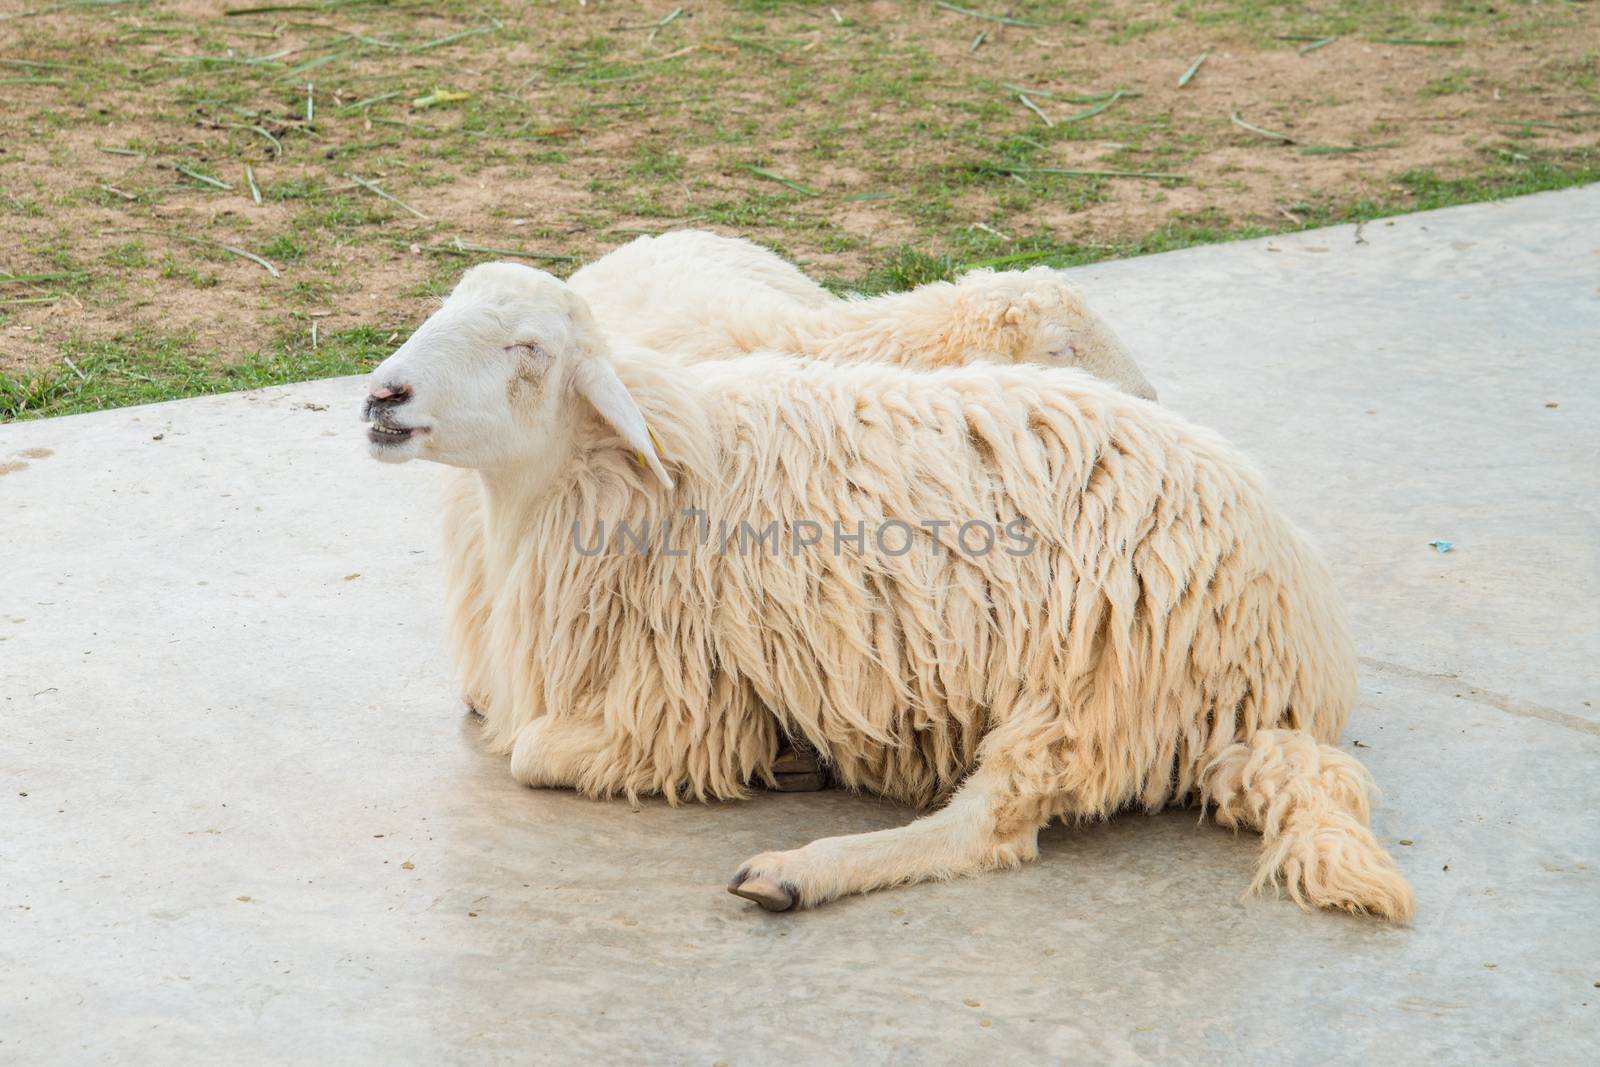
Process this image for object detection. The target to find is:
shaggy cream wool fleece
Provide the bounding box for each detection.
[421,282,1411,918]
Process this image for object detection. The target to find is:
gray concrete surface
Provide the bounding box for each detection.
[4,187,1598,1065]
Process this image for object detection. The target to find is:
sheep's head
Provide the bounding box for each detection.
[362,261,671,487]
[957,268,1158,402]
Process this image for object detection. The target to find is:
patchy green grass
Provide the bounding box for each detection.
[0,328,392,422]
[0,0,1596,419]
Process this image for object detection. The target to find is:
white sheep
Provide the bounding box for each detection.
[569,230,1159,400]
[572,230,1162,791]
[573,227,834,312]
[573,231,1158,788]
[362,262,1414,921]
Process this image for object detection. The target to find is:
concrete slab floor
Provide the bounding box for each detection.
[3,186,1598,1065]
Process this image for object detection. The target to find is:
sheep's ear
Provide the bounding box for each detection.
[573,360,674,490]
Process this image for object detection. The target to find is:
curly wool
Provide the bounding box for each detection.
[402,261,1413,919]
[450,349,1352,815]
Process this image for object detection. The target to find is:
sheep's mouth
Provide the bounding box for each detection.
[367,424,426,446]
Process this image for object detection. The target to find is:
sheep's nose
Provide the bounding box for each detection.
[368,382,412,404]
[363,381,413,421]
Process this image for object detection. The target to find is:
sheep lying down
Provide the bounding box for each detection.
[571,230,1158,789]
[361,262,1415,921]
[569,229,1159,401]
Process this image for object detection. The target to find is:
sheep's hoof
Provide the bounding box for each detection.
[770,771,826,792]
[728,873,798,912]
[770,741,828,791]
[773,746,818,775]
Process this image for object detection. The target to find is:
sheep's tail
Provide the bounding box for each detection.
[1200,728,1415,923]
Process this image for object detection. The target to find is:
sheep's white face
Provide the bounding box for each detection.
[362,262,673,488]
[362,264,584,470]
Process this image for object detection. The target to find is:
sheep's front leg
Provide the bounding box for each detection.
[728,764,1044,911]
[508,715,596,790]
[510,713,770,801]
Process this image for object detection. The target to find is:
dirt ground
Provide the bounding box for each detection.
[0,0,1595,406]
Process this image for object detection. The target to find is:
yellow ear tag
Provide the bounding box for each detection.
[634,425,666,470]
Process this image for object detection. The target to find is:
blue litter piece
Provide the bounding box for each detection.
[1427,540,1455,553]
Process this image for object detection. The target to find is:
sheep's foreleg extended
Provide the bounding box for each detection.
[727,763,1044,911]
